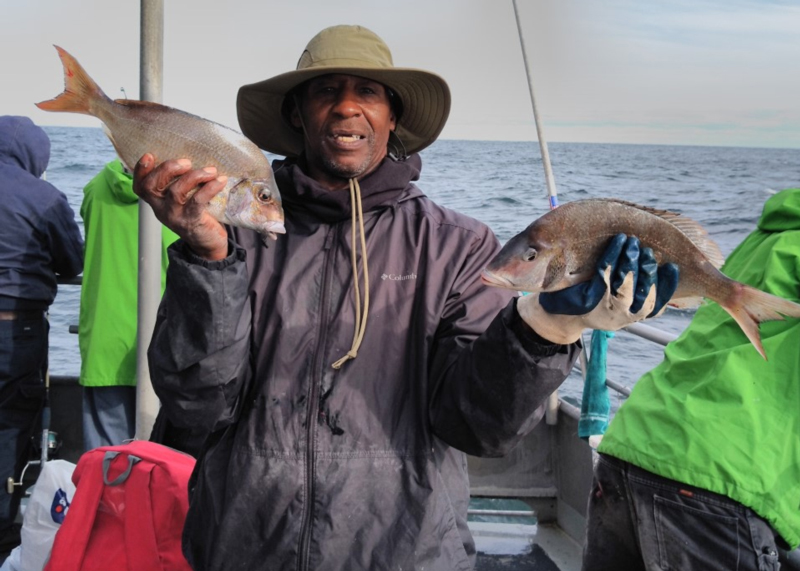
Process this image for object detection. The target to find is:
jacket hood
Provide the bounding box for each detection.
[272,153,424,224]
[757,188,800,233]
[0,116,50,177]
[102,159,138,204]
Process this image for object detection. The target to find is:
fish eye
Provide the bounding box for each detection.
[257,189,272,203]
[523,247,537,262]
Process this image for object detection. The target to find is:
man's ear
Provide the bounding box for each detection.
[290,105,303,130]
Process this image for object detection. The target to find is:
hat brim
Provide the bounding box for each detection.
[237,66,451,158]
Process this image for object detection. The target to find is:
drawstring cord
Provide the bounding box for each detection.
[332,178,370,369]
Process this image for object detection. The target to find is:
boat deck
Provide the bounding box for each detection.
[474,522,581,570]
[468,496,582,571]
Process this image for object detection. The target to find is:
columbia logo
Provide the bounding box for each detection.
[381,273,417,281]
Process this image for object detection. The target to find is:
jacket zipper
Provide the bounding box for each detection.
[298,227,336,571]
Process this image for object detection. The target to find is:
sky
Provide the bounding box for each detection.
[3,0,799,149]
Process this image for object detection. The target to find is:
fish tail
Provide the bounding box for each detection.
[720,283,800,360]
[35,45,107,116]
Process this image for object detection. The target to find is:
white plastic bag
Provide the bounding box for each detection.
[0,545,22,571]
[18,460,76,571]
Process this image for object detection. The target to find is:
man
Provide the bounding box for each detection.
[133,25,676,570]
[581,188,800,571]
[0,116,84,554]
[78,158,178,451]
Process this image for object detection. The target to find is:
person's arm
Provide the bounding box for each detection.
[429,232,677,458]
[148,239,252,432]
[133,154,252,431]
[427,226,579,457]
[46,188,84,278]
[430,297,578,458]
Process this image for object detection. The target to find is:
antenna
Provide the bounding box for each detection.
[120,87,128,100]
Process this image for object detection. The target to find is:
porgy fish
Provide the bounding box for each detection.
[482,198,800,359]
[36,46,285,239]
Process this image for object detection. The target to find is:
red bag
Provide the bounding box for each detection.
[44,440,196,571]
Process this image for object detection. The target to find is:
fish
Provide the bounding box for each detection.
[481,198,800,359]
[35,45,285,239]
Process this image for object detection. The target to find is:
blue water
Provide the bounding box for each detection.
[42,127,800,404]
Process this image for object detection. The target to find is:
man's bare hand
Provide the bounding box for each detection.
[133,154,230,261]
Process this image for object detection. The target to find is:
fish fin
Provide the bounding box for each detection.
[720,284,800,360]
[601,198,726,269]
[668,296,704,309]
[113,98,218,129]
[35,46,107,116]
[114,99,166,108]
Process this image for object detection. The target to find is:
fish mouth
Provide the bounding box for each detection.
[481,269,516,290]
[265,220,286,241]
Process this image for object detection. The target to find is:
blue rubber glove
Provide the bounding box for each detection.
[540,234,679,319]
[517,234,679,343]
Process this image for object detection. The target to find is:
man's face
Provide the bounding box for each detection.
[291,74,396,190]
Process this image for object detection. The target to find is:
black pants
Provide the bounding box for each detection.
[582,454,781,571]
[0,314,47,538]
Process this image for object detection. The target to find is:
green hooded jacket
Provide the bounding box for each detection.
[78,159,178,387]
[599,187,800,548]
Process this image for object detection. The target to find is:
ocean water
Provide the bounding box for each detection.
[42,127,800,405]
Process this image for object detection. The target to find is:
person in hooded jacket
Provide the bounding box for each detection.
[0,116,83,554]
[78,158,178,451]
[132,26,678,571]
[581,187,800,571]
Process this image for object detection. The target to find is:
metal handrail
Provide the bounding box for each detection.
[624,322,678,346]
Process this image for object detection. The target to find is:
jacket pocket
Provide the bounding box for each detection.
[0,319,46,382]
[2,320,47,410]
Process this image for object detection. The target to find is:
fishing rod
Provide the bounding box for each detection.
[511,0,558,211]
[512,0,587,425]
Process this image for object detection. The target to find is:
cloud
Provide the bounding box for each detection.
[4,0,799,148]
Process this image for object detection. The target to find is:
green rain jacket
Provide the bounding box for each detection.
[78,159,178,387]
[599,188,800,548]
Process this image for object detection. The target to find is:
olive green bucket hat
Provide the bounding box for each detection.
[237,24,451,158]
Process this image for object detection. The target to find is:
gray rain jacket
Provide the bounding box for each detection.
[150,154,579,571]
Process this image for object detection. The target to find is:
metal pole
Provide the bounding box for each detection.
[512,0,560,424]
[135,0,164,440]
